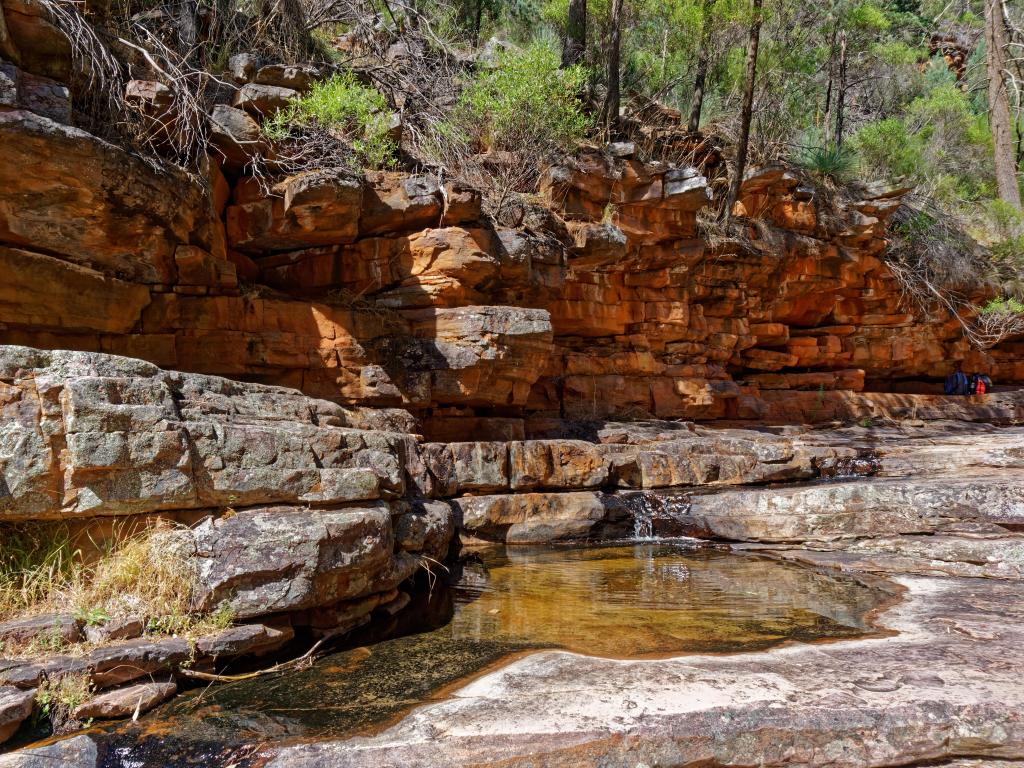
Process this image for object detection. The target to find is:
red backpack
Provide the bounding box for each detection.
[976,378,987,395]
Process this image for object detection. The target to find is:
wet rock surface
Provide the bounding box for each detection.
[72,681,177,720]
[261,574,1024,768]
[0,734,96,767]
[12,546,887,766]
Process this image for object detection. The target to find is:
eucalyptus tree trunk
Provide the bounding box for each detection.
[986,0,1021,209]
[604,0,624,137]
[834,30,848,150]
[473,0,483,47]
[562,0,587,68]
[724,0,763,221]
[687,0,715,134]
[822,23,838,143]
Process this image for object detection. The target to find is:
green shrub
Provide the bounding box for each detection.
[263,71,396,169]
[847,0,891,32]
[852,118,922,180]
[853,78,994,204]
[447,41,590,155]
[796,144,857,182]
[980,297,1024,315]
[989,236,1024,268]
[870,40,926,65]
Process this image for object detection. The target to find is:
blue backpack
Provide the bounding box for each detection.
[944,371,969,395]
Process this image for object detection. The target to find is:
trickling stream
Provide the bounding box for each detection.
[624,492,693,539]
[71,543,886,768]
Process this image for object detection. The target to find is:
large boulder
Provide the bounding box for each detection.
[399,306,554,408]
[0,110,214,284]
[0,347,411,521]
[179,504,403,618]
[0,685,35,744]
[227,170,363,253]
[72,681,177,720]
[0,247,152,334]
[453,491,628,543]
[0,734,97,767]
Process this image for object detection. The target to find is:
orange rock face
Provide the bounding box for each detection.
[0,95,1021,435]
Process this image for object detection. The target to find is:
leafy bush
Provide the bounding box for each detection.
[447,41,590,155]
[852,118,922,180]
[870,40,926,65]
[846,0,891,32]
[36,674,91,732]
[853,77,994,205]
[263,71,396,169]
[981,297,1024,315]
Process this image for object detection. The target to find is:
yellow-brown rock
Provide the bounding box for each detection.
[227,171,363,253]
[0,247,152,334]
[508,440,608,491]
[0,91,1021,426]
[0,110,213,283]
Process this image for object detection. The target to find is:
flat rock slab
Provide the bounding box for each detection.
[195,624,294,658]
[0,685,35,744]
[72,680,176,720]
[0,614,81,647]
[681,473,1024,542]
[0,734,97,766]
[83,617,144,644]
[264,574,1024,767]
[0,655,88,689]
[87,637,191,688]
[802,534,1024,580]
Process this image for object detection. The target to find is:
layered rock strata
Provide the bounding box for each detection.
[2,3,1024,755]
[0,58,1020,433]
[0,347,453,743]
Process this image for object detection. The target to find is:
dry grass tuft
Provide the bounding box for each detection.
[0,519,229,655]
[0,523,79,617]
[66,521,198,627]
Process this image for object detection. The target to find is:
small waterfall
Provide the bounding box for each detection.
[632,497,655,540]
[818,453,881,481]
[622,491,694,541]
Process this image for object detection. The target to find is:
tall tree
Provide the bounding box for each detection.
[724,0,764,221]
[986,0,1021,209]
[473,0,484,46]
[562,0,587,68]
[687,0,715,134]
[822,21,838,143]
[604,0,624,137]
[834,29,848,150]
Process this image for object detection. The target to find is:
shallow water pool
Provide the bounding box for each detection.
[67,543,888,767]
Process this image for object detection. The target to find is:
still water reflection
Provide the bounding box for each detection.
[86,543,885,767]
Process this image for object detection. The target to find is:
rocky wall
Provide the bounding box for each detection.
[0,92,1020,439]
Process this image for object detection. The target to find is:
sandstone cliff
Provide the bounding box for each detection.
[3,0,1024,751]
[0,0,1022,441]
